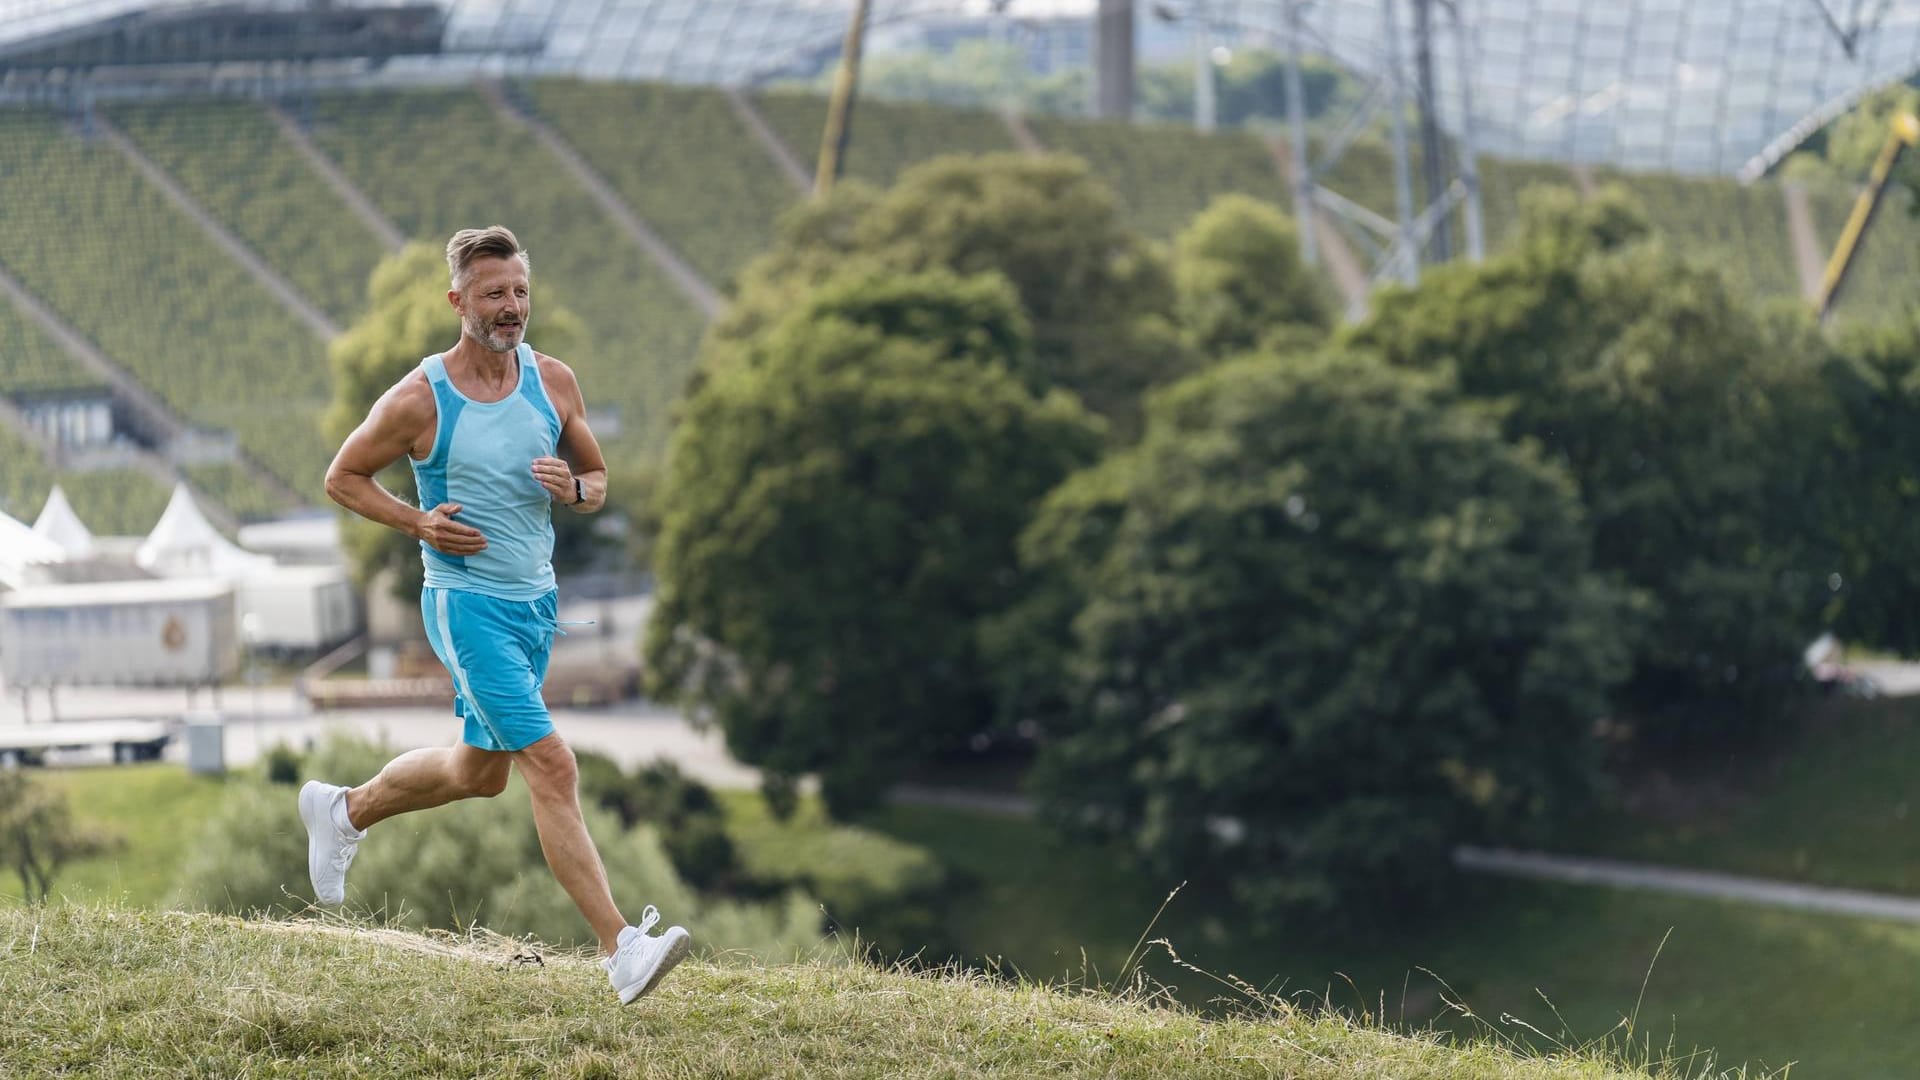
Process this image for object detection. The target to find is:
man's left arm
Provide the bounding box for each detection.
[531,357,608,513]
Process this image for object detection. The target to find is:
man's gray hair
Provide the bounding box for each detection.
[446,225,531,291]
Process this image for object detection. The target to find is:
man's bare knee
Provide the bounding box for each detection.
[514,734,577,797]
[452,745,511,798]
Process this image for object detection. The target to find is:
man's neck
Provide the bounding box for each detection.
[444,337,518,388]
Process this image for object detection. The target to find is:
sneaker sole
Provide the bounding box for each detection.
[619,927,691,1006]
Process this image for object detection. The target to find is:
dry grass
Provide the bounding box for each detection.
[0,904,1762,1079]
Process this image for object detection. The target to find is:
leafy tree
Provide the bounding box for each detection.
[645,272,1103,816]
[1172,193,1331,358]
[1015,350,1626,917]
[1349,186,1834,739]
[1818,313,1920,654]
[710,154,1193,436]
[0,772,120,904]
[323,243,591,600]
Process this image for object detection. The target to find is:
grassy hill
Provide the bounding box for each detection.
[0,904,1673,1079]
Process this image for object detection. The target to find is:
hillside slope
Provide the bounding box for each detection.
[0,906,1660,1079]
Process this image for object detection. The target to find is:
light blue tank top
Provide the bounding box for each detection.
[410,343,560,601]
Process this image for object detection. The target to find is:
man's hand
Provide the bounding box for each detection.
[416,503,487,555]
[531,456,577,504]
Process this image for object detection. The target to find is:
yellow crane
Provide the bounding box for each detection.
[1817,111,1920,322]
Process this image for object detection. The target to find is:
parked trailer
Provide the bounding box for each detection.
[0,578,239,687]
[238,564,361,656]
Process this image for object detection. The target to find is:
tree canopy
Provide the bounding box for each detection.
[1349,186,1835,738]
[645,269,1103,815]
[1014,349,1626,916]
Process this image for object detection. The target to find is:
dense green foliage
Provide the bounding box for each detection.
[1352,187,1833,738]
[0,111,333,499]
[1803,179,1920,325]
[106,99,390,326]
[1171,194,1331,357]
[723,795,950,961]
[173,735,820,954]
[525,80,800,289]
[575,753,737,892]
[1818,315,1920,653]
[1009,350,1626,916]
[646,269,1102,814]
[715,153,1192,432]
[322,243,593,598]
[304,88,704,457]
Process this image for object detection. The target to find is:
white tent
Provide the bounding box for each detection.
[0,508,68,591]
[135,483,274,581]
[31,483,94,559]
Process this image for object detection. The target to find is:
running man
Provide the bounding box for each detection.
[303,225,689,1004]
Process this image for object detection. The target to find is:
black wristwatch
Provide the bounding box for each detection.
[570,476,585,506]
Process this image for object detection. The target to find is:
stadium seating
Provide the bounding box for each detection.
[1025,115,1290,240]
[0,425,173,536]
[1592,168,1802,303]
[1475,158,1582,252]
[525,80,802,289]
[105,99,391,328]
[0,292,102,396]
[0,110,334,502]
[303,88,707,454]
[751,91,1019,189]
[1803,180,1920,325]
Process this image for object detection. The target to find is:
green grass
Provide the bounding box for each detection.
[0,765,230,908]
[0,904,1665,1078]
[1569,696,1920,894]
[865,802,1914,1077]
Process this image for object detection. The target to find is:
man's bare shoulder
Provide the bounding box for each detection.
[533,351,580,388]
[373,368,437,429]
[534,351,585,407]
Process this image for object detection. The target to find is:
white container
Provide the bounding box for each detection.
[0,578,239,687]
[237,564,361,654]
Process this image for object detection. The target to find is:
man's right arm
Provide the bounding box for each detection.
[324,376,487,556]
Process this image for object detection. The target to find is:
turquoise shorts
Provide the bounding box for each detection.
[421,587,559,753]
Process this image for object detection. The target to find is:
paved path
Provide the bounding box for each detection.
[1455,846,1920,923]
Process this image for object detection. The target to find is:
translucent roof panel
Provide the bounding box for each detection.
[1200,0,1920,176]
[6,0,1920,175]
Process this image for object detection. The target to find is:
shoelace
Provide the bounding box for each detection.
[331,836,358,872]
[636,904,660,937]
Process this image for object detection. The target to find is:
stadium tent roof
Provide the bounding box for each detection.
[31,484,94,560]
[10,1,1920,175]
[135,482,275,581]
[0,508,69,591]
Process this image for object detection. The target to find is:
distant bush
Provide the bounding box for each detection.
[723,795,950,961]
[575,753,737,892]
[173,734,821,958]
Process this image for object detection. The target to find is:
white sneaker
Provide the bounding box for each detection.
[298,781,362,906]
[602,905,691,1005]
